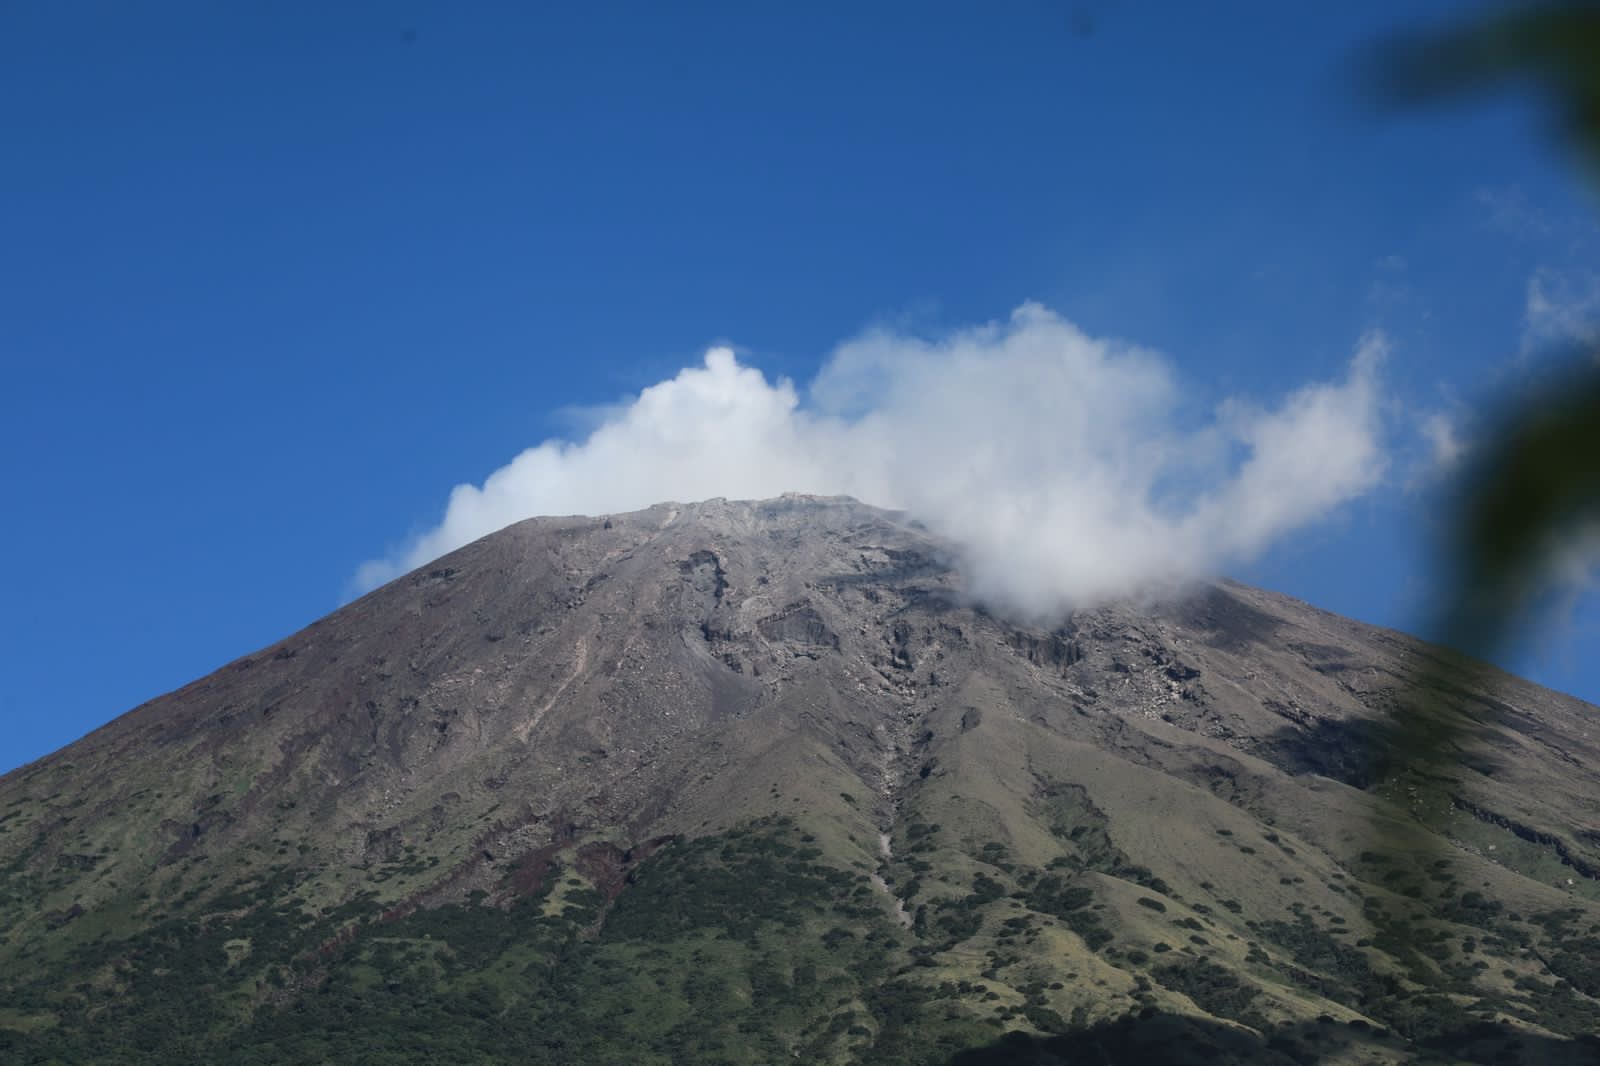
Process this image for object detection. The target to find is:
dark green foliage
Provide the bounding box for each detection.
[1020,873,1112,950]
[931,898,985,944]
[1251,905,1600,1043]
[1152,958,1267,1029]
[1547,935,1600,998]
[1256,914,1401,1011]
[604,818,876,941]
[7,814,1163,1064]
[2,819,1005,1065]
[947,1011,1598,1066]
[969,873,1006,903]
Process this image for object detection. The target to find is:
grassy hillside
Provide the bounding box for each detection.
[8,784,1600,1065]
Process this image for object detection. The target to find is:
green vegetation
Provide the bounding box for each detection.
[0,818,1010,1065]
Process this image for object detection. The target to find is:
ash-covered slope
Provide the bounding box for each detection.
[3,496,1599,1065]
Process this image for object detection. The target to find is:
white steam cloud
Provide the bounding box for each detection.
[355,303,1387,613]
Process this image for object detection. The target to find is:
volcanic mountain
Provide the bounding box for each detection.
[3,495,1599,1064]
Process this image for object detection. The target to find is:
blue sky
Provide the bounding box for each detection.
[4,1,1599,774]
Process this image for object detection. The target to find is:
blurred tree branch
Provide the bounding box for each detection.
[1370,2,1600,175]
[1341,9,1600,1013]
[1364,4,1600,789]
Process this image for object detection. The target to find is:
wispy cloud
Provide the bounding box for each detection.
[1476,184,1550,240]
[1366,252,1418,311]
[1419,410,1467,473]
[1522,267,1600,358]
[354,304,1388,615]
[1413,266,1600,486]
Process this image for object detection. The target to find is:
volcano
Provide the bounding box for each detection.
[3,496,1599,1064]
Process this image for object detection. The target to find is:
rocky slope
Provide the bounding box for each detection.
[2,495,1599,1064]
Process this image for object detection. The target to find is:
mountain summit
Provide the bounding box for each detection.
[3,496,1599,1064]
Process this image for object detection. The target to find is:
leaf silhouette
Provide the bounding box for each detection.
[1357,6,1600,946]
[1368,2,1600,171]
